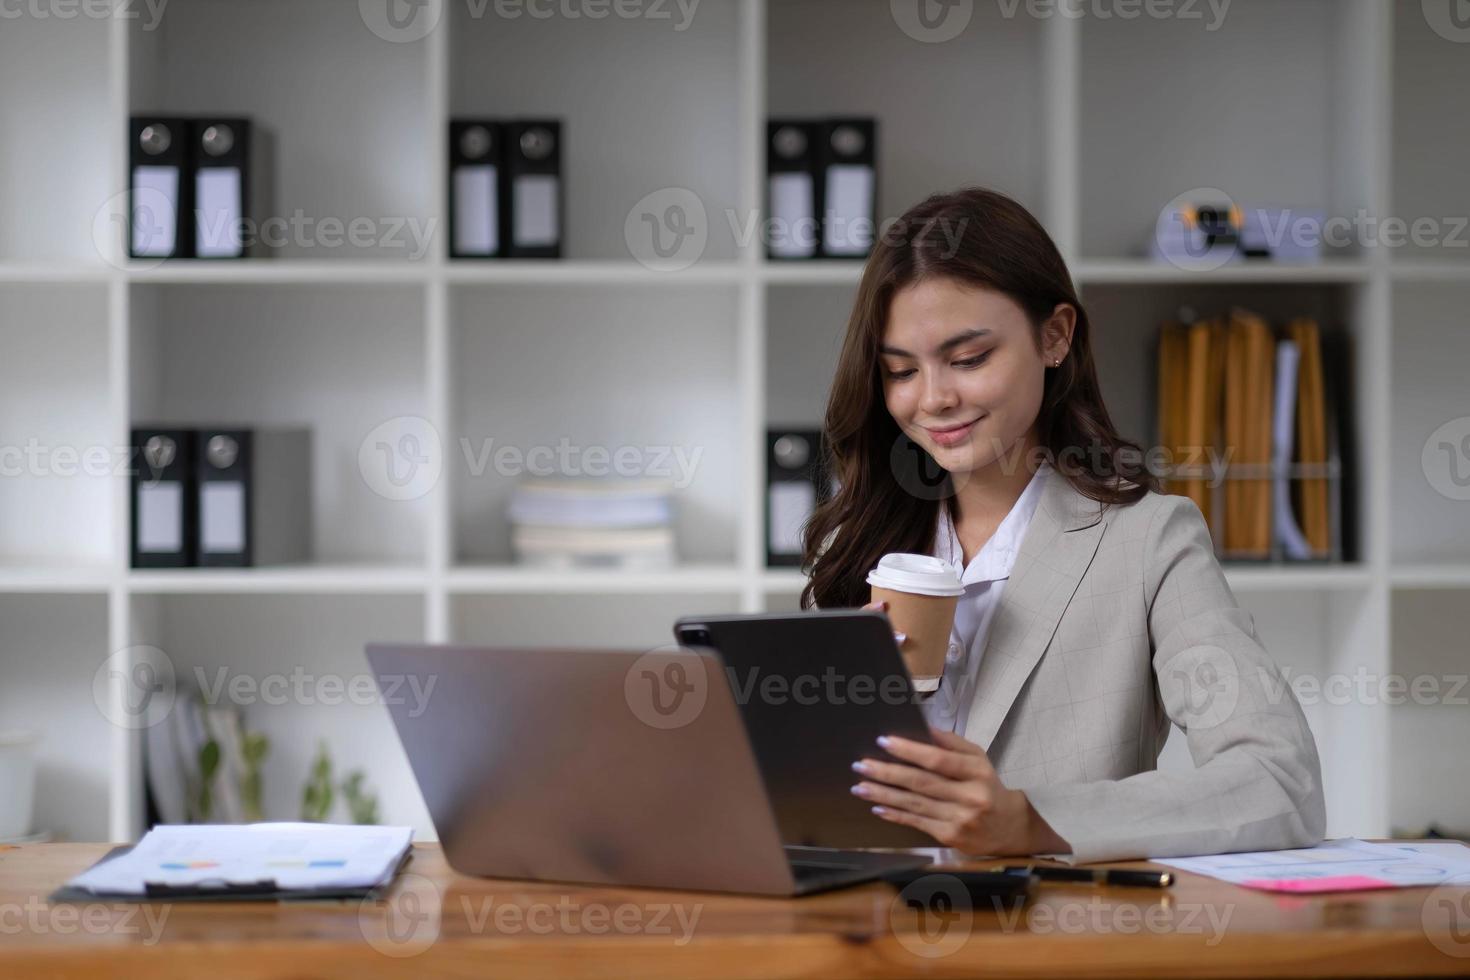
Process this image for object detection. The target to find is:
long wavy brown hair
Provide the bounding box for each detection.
[800,187,1157,610]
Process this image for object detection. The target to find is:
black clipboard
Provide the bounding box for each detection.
[49,844,414,904]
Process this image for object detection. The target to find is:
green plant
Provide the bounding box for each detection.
[341,770,380,825]
[190,738,220,823]
[239,731,269,823]
[299,741,334,822]
[297,744,381,824]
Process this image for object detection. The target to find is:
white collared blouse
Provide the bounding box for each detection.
[921,459,1053,740]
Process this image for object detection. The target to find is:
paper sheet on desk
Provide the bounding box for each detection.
[67,823,413,896]
[1154,838,1470,893]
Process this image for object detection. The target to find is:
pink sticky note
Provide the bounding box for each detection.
[1242,875,1396,893]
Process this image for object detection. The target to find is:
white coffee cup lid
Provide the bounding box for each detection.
[866,553,964,597]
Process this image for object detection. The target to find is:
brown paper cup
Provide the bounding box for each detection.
[870,586,959,681]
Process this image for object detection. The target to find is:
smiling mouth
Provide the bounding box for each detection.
[923,417,981,445]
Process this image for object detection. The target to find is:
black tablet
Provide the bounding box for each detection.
[673,610,937,849]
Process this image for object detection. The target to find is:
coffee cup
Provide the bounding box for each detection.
[866,554,963,683]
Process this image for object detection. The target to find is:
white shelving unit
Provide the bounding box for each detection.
[0,0,1465,843]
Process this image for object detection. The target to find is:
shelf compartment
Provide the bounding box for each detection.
[1078,0,1376,262]
[765,283,852,430]
[129,592,430,834]
[128,282,431,565]
[449,0,742,261]
[768,0,1048,229]
[0,594,112,842]
[0,284,114,566]
[1390,281,1470,565]
[1080,281,1372,564]
[449,283,742,566]
[1391,1,1470,268]
[0,15,112,261]
[1388,589,1470,835]
[128,0,433,261]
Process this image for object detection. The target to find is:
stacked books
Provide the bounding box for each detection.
[507,477,678,569]
[1156,310,1339,561]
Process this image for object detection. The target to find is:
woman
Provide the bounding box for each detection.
[802,188,1325,863]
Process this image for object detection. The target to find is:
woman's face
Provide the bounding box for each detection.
[880,277,1072,477]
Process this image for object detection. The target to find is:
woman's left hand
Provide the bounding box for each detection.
[851,727,1070,857]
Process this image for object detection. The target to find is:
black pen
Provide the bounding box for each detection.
[1000,865,1173,888]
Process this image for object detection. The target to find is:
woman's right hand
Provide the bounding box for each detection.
[862,599,907,649]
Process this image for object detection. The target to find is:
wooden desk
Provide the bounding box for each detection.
[3,843,1468,978]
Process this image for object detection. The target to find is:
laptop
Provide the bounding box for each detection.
[365,643,932,896]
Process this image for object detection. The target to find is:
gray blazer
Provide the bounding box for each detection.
[825,472,1327,863]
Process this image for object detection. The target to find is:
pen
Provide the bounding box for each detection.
[1000,865,1174,888]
